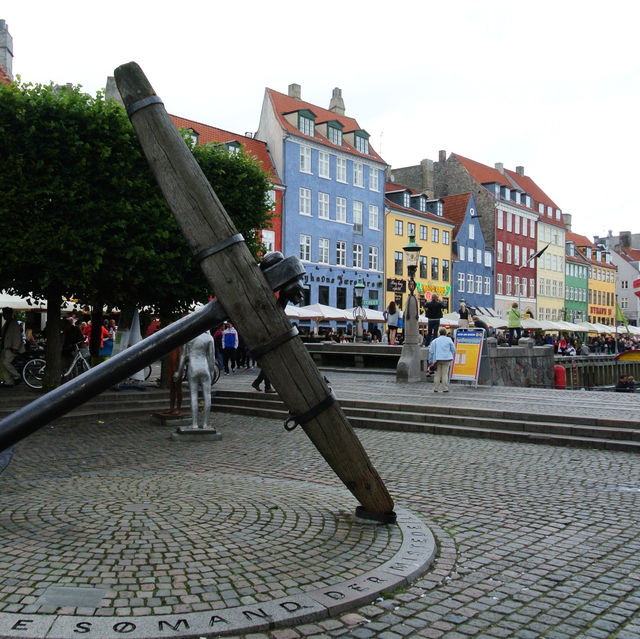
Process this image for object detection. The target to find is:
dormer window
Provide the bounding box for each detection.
[501,186,510,200]
[436,201,443,217]
[226,141,242,155]
[354,132,369,155]
[419,197,426,212]
[547,205,552,217]
[327,121,343,146]
[403,192,411,208]
[555,209,561,220]
[298,110,315,137]
[524,194,532,208]
[538,202,544,214]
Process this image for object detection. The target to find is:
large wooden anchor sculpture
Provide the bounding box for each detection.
[0,62,396,524]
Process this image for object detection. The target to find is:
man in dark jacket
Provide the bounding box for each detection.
[424,294,446,345]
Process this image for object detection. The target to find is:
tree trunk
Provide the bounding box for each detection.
[44,285,63,391]
[114,62,395,520]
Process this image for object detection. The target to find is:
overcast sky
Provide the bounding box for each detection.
[4,1,638,241]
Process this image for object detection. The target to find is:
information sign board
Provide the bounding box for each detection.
[451,328,485,386]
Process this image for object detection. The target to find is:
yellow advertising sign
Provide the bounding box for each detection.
[451,329,485,385]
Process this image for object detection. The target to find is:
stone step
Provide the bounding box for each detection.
[209,391,640,451]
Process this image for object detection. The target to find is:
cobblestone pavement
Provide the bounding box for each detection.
[1,371,640,638]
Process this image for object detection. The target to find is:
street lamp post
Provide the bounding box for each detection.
[397,235,427,382]
[353,278,366,343]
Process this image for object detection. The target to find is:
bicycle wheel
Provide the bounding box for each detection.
[23,358,46,390]
[211,363,221,385]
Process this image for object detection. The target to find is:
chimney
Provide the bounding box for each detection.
[438,150,447,162]
[562,213,572,232]
[420,159,435,198]
[288,83,301,99]
[105,76,124,107]
[495,162,504,174]
[328,87,345,115]
[620,231,632,248]
[516,165,525,176]
[0,19,13,79]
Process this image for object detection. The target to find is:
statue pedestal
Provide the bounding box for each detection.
[396,294,428,383]
[170,426,222,441]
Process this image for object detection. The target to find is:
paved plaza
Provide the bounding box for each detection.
[1,372,640,638]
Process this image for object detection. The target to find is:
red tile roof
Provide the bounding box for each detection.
[618,246,640,263]
[266,88,385,164]
[441,193,472,236]
[169,115,282,185]
[566,232,596,248]
[452,153,565,229]
[0,66,11,86]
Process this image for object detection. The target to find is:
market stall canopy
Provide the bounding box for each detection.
[283,304,321,320]
[298,304,352,321]
[0,292,47,311]
[344,307,387,323]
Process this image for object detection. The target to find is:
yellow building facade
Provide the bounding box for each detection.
[584,252,617,326]
[384,194,455,314]
[536,219,566,321]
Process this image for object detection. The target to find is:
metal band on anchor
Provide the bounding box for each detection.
[284,391,337,432]
[126,95,164,118]
[194,233,245,264]
[250,326,298,360]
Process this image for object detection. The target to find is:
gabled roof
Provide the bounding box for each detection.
[384,181,454,227]
[453,153,512,188]
[451,153,565,229]
[618,246,640,264]
[266,88,385,164]
[441,193,472,236]
[566,232,596,248]
[169,115,282,186]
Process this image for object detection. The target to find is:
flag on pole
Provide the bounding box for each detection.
[633,277,640,300]
[520,243,550,270]
[615,301,630,333]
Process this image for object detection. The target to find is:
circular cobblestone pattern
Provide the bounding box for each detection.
[0,473,404,615]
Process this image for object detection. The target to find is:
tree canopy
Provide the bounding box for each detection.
[0,80,275,385]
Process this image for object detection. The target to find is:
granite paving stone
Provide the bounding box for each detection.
[2,371,640,638]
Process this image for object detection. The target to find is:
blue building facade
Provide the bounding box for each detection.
[256,86,386,312]
[443,194,495,313]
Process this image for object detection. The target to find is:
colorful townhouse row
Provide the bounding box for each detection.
[167,82,631,327]
[0,15,635,327]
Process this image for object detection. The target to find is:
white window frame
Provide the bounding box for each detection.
[336,196,347,223]
[497,241,503,262]
[368,204,379,230]
[318,237,329,264]
[476,248,482,264]
[336,240,346,266]
[459,246,466,261]
[443,230,450,245]
[467,273,474,293]
[299,234,311,261]
[353,243,363,269]
[336,157,347,183]
[353,162,364,187]
[484,276,491,296]
[369,166,379,191]
[469,224,475,240]
[318,151,330,179]
[458,272,466,292]
[300,145,312,173]
[318,192,329,219]
[475,275,482,294]
[369,246,379,271]
[353,201,363,234]
[299,187,311,216]
[262,229,275,253]
[432,228,439,243]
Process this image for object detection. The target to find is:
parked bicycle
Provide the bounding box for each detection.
[22,343,154,390]
[22,342,91,390]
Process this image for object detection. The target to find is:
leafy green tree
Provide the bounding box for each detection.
[0,80,274,388]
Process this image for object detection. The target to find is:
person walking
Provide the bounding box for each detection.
[507,302,522,345]
[424,294,446,346]
[457,301,470,328]
[221,322,239,374]
[1,307,24,387]
[383,301,400,345]
[428,326,456,392]
[251,369,276,393]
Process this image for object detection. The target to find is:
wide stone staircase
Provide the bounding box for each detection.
[210,387,640,452]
